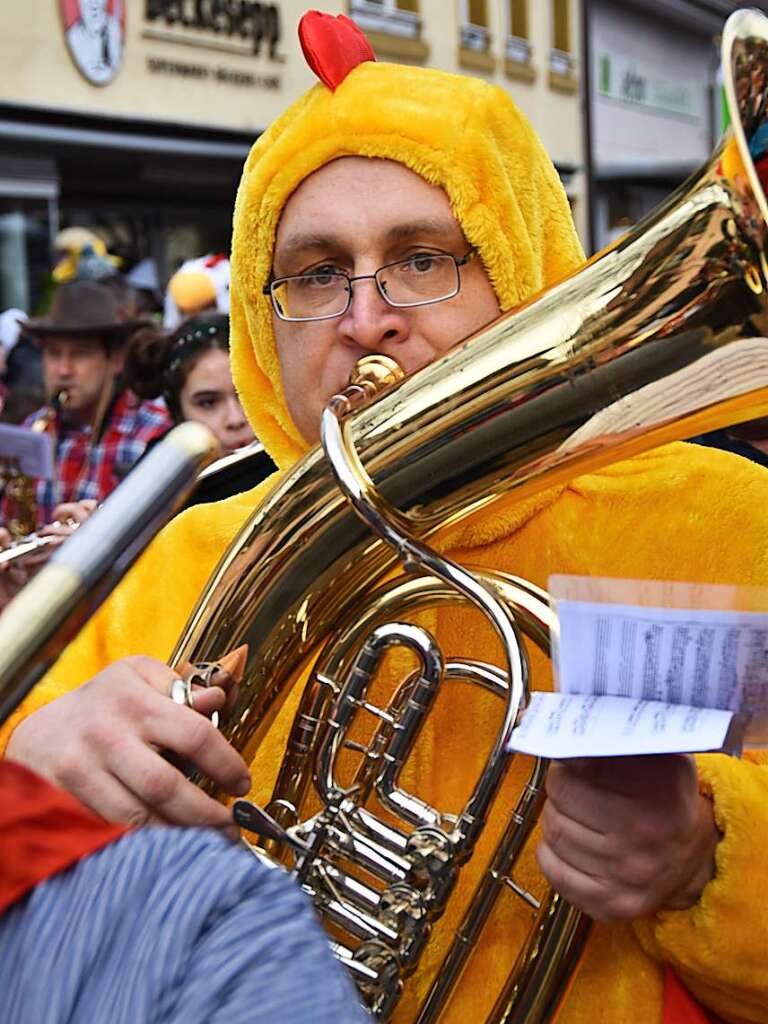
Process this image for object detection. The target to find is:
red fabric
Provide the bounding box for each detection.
[59,0,124,32]
[663,968,724,1024]
[298,11,375,92]
[0,761,126,914]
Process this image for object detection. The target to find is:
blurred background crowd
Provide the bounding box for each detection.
[0,234,239,431]
[0,237,266,603]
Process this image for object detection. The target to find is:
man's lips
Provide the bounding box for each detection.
[224,438,256,453]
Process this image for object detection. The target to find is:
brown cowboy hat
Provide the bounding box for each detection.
[21,281,151,343]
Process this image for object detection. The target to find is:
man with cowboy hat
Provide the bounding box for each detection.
[9,280,171,528]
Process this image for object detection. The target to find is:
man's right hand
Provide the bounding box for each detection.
[4,656,252,828]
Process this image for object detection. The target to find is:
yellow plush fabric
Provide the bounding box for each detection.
[228,59,583,469]
[4,33,768,1024]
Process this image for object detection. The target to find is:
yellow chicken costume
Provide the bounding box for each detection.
[3,11,768,1023]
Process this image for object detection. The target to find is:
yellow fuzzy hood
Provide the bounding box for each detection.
[229,56,585,470]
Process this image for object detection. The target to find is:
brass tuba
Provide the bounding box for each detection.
[169,10,768,1022]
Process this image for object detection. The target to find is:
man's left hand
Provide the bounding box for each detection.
[537,754,719,922]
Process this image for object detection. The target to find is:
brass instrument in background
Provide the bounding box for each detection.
[0,457,40,539]
[0,440,276,568]
[165,10,768,1022]
[30,388,69,435]
[0,389,70,539]
[0,518,77,566]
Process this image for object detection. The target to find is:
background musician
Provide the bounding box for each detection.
[0,312,269,598]
[6,280,170,529]
[2,11,768,1024]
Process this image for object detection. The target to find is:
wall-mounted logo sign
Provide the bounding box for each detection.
[60,0,126,86]
[597,51,697,120]
[144,1,281,60]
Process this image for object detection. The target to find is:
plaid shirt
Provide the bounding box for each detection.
[16,390,171,528]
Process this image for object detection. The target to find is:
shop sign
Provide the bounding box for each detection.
[597,51,698,120]
[59,0,127,86]
[144,1,282,60]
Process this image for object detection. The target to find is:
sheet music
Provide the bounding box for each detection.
[508,692,739,759]
[506,581,768,758]
[0,423,53,479]
[555,600,768,715]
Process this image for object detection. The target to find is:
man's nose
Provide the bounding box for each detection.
[338,277,409,351]
[50,354,74,378]
[224,397,247,430]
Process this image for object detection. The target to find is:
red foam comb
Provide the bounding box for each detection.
[299,10,375,92]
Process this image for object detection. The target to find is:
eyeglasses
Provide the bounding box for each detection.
[263,249,476,322]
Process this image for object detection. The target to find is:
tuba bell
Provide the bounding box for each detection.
[168,10,768,1022]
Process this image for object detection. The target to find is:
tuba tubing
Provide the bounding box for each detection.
[169,9,768,1021]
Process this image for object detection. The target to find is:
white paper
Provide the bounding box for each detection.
[508,692,737,759]
[555,599,768,717]
[0,423,53,479]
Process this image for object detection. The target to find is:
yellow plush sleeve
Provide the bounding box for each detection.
[553,444,768,1023]
[632,751,768,1023]
[0,473,281,757]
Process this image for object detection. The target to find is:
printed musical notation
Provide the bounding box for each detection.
[507,582,768,758]
[557,602,768,714]
[509,692,739,759]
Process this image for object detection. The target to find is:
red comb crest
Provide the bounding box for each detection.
[298,10,376,92]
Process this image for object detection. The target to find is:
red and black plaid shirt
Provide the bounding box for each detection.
[14,390,171,528]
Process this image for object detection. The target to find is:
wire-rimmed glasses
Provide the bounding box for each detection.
[264,249,476,322]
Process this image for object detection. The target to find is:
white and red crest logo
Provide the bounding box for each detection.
[59,0,126,86]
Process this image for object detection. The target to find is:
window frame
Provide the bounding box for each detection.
[506,0,531,65]
[460,0,491,53]
[550,0,575,75]
[349,0,421,38]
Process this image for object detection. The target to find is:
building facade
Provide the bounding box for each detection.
[1,1,585,314]
[585,0,759,252]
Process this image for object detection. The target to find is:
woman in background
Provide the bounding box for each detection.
[125,312,255,455]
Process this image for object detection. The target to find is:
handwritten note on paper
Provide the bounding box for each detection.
[508,693,739,759]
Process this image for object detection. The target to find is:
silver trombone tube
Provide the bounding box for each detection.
[0,422,217,725]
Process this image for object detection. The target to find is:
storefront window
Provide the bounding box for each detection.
[0,202,52,316]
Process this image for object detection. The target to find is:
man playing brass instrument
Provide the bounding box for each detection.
[2,11,768,1023]
[7,281,171,528]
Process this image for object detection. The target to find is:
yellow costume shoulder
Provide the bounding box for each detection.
[428,440,768,1023]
